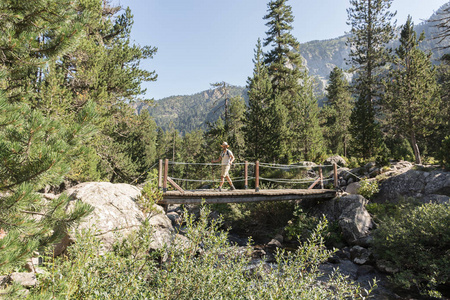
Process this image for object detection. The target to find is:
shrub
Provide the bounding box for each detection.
[137,169,163,214]
[28,205,373,299]
[440,135,450,168]
[372,203,450,297]
[285,206,345,248]
[357,179,379,200]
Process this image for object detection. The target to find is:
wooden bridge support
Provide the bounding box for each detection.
[244,161,248,189]
[163,159,168,192]
[158,159,163,190]
[255,161,260,192]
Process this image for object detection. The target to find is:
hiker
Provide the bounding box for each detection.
[211,142,236,191]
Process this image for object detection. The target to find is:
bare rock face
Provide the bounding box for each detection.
[307,194,372,246]
[374,169,450,204]
[337,195,372,245]
[324,155,347,167]
[54,182,175,255]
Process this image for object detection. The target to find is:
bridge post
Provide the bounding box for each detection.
[255,161,260,192]
[163,158,168,193]
[333,163,338,188]
[244,161,248,189]
[319,167,324,189]
[158,159,163,190]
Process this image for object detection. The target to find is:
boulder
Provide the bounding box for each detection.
[54,182,176,255]
[338,195,372,245]
[345,182,361,195]
[10,273,36,287]
[324,155,347,167]
[350,245,372,265]
[307,195,372,246]
[374,169,450,203]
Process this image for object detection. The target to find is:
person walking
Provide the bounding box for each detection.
[211,142,236,191]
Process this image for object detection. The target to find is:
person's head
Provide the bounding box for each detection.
[221,142,229,148]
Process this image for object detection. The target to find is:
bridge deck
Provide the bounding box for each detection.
[159,189,337,205]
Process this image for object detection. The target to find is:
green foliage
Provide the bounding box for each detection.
[347,0,396,159]
[441,136,450,168]
[0,96,95,273]
[28,205,372,299]
[136,170,163,215]
[383,16,440,165]
[323,67,353,157]
[212,201,296,239]
[244,38,273,162]
[372,202,450,297]
[357,179,379,200]
[285,206,345,248]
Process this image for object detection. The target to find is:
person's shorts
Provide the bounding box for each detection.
[221,165,230,177]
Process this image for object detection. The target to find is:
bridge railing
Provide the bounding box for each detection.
[157,159,339,193]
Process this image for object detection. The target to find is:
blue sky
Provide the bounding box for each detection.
[113,0,449,100]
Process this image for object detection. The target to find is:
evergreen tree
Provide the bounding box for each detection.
[0,0,97,272]
[292,79,325,161]
[0,0,84,104]
[383,16,440,164]
[435,54,450,165]
[346,0,396,158]
[0,97,95,273]
[263,0,321,162]
[323,67,353,157]
[46,2,158,182]
[244,39,273,161]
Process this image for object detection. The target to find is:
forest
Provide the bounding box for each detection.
[0,0,449,298]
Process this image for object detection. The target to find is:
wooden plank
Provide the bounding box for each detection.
[308,177,321,189]
[167,177,185,194]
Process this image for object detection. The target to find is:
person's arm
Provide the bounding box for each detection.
[229,152,235,165]
[211,155,221,163]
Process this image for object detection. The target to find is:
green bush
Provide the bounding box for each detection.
[137,170,163,214]
[357,179,379,200]
[26,205,373,299]
[372,203,450,297]
[285,206,345,248]
[440,135,450,168]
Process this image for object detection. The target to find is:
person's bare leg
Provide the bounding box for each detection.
[226,175,235,190]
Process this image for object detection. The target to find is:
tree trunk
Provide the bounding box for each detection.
[410,132,421,164]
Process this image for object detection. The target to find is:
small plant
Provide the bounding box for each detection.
[357,179,379,200]
[285,206,345,248]
[137,169,163,215]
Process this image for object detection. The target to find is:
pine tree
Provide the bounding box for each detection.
[244,39,273,161]
[0,96,95,273]
[292,79,325,161]
[346,0,396,158]
[46,3,158,182]
[323,67,353,157]
[0,0,97,273]
[0,0,84,104]
[263,0,322,162]
[383,16,440,164]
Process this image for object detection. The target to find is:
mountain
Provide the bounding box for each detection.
[134,85,248,134]
[140,4,450,134]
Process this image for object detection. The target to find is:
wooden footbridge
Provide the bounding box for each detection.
[156,159,339,206]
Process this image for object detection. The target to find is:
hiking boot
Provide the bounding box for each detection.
[229,186,236,191]
[215,187,222,192]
